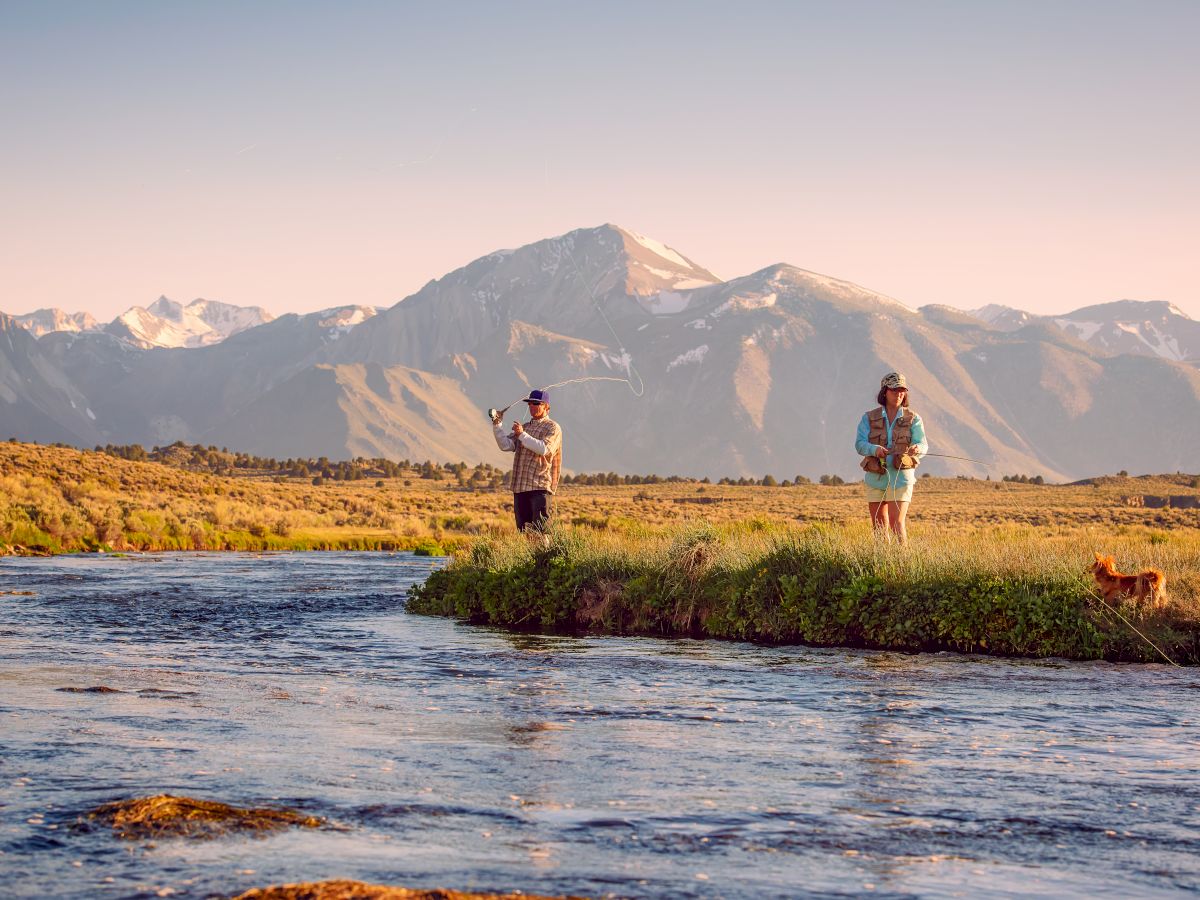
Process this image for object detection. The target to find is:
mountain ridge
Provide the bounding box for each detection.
[3,225,1197,480]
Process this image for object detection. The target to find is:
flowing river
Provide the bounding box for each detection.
[1,553,1198,899]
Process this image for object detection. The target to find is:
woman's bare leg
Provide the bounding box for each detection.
[886,500,910,544]
[869,501,890,534]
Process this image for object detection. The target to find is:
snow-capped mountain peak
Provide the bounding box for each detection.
[596,224,720,314]
[626,229,694,270]
[186,297,275,335]
[1053,299,1199,362]
[104,296,274,349]
[10,308,100,338]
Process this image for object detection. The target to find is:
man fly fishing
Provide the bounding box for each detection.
[491,388,563,535]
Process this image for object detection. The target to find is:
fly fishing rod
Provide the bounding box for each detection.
[878,449,994,501]
[878,451,992,471]
[486,375,640,424]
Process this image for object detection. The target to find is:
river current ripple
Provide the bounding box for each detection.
[1,553,1198,899]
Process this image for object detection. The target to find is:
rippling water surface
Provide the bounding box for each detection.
[1,553,1198,899]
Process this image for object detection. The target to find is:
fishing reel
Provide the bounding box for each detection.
[487,407,506,425]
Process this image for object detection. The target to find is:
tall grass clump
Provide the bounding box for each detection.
[408,523,1200,665]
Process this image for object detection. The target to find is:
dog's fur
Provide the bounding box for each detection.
[1091,552,1167,609]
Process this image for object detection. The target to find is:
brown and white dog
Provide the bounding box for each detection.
[1091,552,1167,609]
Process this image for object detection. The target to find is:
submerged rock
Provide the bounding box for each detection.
[57,686,124,693]
[88,794,323,839]
[233,882,585,900]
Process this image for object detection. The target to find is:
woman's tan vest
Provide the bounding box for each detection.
[860,407,919,475]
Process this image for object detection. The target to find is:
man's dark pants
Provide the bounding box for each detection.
[514,490,553,532]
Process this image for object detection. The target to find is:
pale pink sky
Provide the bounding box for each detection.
[2,2,1197,321]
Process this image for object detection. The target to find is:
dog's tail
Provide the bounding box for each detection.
[1143,568,1166,590]
[1138,568,1168,605]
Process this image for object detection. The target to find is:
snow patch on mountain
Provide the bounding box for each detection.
[712,292,778,318]
[639,263,686,281]
[641,291,692,316]
[628,230,692,269]
[597,350,632,373]
[318,306,378,340]
[773,269,911,312]
[667,345,709,371]
[1055,319,1104,342]
[1113,322,1183,360]
[634,263,717,291]
[1054,306,1192,361]
[672,277,718,290]
[1145,325,1183,360]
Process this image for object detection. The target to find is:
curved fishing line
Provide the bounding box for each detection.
[490,376,642,423]
[559,239,644,398]
[880,450,994,502]
[881,449,994,500]
[878,447,1178,669]
[1085,586,1181,668]
[488,235,646,423]
[922,451,991,467]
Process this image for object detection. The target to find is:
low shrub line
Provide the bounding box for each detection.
[407,526,1200,665]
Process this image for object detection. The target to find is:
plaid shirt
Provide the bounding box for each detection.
[494,415,562,494]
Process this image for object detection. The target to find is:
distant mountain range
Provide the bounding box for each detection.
[3,224,1198,480]
[14,296,274,348]
[967,301,1200,362]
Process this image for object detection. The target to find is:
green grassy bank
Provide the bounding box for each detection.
[407,524,1200,665]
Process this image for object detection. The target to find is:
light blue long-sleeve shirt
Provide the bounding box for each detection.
[855,408,928,491]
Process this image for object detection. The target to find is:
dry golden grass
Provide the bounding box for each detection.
[2,440,1198,566]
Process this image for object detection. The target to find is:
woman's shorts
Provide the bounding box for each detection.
[864,483,914,503]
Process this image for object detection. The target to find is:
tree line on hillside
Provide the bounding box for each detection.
[94,441,868,488]
[96,441,509,487]
[10,437,1065,488]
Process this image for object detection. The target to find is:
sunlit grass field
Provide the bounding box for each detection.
[5,440,1198,661]
[3,439,1197,554]
[0,439,1195,602]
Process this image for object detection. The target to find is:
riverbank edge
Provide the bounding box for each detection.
[0,533,459,557]
[405,542,1200,666]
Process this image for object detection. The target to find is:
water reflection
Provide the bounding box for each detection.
[0,553,1197,899]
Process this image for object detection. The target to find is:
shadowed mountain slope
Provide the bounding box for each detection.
[4,227,1197,480]
[40,307,378,446]
[0,315,102,445]
[209,363,503,464]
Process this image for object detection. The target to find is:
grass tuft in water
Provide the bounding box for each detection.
[88,794,323,839]
[232,879,585,900]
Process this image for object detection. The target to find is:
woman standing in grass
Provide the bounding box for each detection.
[855,372,927,543]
